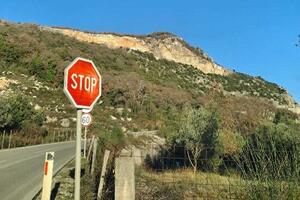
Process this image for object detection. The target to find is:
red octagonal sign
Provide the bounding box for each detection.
[64,57,101,110]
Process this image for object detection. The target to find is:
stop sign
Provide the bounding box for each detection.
[64,57,101,110]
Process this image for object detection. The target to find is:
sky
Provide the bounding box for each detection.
[0,0,299,103]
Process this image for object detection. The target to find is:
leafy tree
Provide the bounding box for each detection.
[176,105,219,173]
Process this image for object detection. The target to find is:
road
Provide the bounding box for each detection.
[0,141,75,200]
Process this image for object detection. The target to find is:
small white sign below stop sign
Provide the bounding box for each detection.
[81,113,92,127]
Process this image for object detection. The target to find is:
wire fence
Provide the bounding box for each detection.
[133,145,300,200]
[0,128,76,150]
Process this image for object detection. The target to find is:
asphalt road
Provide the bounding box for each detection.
[0,141,75,200]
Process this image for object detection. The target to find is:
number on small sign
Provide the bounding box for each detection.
[81,113,92,126]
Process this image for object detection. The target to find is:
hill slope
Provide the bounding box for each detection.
[0,20,299,136]
[42,24,299,114]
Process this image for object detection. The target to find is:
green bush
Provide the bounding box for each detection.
[274,109,298,125]
[0,95,45,130]
[98,126,127,153]
[217,129,245,157]
[26,56,58,82]
[237,121,300,180]
[0,35,22,66]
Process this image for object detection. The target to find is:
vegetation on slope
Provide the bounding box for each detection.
[0,21,299,199]
[0,20,297,150]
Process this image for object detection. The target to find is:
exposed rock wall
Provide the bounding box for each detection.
[42,27,230,75]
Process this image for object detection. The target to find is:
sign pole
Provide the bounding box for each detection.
[64,57,101,199]
[84,126,87,158]
[75,109,82,200]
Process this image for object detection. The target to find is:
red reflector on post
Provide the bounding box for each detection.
[44,161,48,176]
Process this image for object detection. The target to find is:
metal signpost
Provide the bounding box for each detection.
[81,112,92,158]
[64,57,101,200]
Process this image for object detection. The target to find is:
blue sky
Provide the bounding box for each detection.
[1,0,299,103]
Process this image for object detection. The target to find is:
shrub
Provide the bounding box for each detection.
[0,35,22,66]
[237,122,300,180]
[0,95,45,130]
[273,109,298,125]
[27,56,57,82]
[98,126,127,153]
[218,129,245,157]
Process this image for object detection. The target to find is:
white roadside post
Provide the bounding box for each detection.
[64,57,101,200]
[41,152,55,200]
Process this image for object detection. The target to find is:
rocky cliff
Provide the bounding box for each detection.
[41,27,230,75]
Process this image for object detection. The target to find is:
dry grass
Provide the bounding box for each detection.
[136,167,247,200]
[136,167,300,200]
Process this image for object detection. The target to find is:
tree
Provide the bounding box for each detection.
[177,105,219,173]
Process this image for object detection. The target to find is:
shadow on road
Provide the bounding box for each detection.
[50,182,61,200]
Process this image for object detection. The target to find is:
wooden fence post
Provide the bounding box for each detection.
[1,130,5,149]
[87,135,95,161]
[8,130,12,149]
[52,131,55,143]
[97,150,110,200]
[91,137,98,175]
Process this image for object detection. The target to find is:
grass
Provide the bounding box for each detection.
[136,167,244,200]
[135,167,300,200]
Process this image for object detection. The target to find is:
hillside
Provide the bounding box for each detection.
[42,25,299,114]
[0,20,299,136]
[42,26,229,75]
